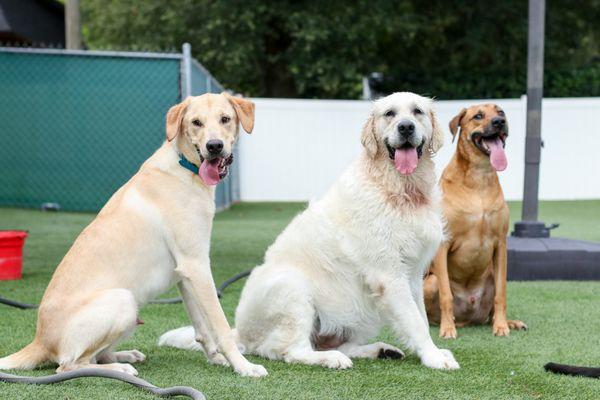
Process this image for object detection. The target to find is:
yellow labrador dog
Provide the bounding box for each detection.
[0,93,267,378]
[161,92,460,370]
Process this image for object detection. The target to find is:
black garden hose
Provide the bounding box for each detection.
[0,269,256,398]
[0,269,254,310]
[0,296,38,309]
[0,368,205,399]
[0,294,184,308]
[217,269,253,298]
[0,267,255,310]
[135,268,254,303]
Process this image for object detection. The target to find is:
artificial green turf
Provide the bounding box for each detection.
[1,201,599,399]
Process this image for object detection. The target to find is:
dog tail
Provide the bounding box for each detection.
[158,326,203,351]
[0,340,49,370]
[544,362,600,379]
[158,326,246,354]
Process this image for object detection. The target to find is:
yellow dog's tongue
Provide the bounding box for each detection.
[394,148,418,175]
[484,137,507,171]
[199,158,221,185]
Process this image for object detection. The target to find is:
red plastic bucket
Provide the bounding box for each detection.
[0,230,28,280]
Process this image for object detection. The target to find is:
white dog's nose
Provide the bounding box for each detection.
[397,120,415,138]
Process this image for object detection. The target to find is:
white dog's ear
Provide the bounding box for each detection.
[223,92,255,134]
[166,97,191,142]
[449,108,467,143]
[361,114,378,158]
[428,108,444,154]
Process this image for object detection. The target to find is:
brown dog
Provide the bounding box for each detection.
[424,104,527,338]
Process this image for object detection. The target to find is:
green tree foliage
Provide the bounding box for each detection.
[81,0,599,99]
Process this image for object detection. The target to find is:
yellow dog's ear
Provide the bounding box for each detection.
[360,114,378,158]
[429,108,444,154]
[166,97,191,142]
[223,92,255,134]
[449,108,467,143]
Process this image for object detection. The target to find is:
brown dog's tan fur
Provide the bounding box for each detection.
[424,104,527,338]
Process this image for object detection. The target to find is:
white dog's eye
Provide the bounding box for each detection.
[192,119,203,127]
[384,110,396,118]
[413,108,423,115]
[221,116,231,124]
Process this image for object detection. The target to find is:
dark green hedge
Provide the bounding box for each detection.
[82,0,600,99]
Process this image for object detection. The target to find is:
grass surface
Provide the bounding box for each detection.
[0,201,599,399]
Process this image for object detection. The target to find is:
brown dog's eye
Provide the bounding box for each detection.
[498,110,505,116]
[192,119,202,127]
[473,113,483,120]
[413,108,423,115]
[384,110,396,118]
[221,116,231,124]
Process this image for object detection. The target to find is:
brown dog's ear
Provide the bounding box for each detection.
[449,108,466,143]
[429,108,444,154]
[166,97,191,142]
[360,114,378,158]
[224,92,255,134]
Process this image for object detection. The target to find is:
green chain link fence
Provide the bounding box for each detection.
[0,44,237,212]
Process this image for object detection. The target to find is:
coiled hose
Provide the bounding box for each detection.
[0,368,205,399]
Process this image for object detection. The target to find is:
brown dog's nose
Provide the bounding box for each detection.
[397,120,415,138]
[492,117,506,128]
[206,139,224,155]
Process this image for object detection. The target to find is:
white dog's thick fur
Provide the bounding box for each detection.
[160,92,459,371]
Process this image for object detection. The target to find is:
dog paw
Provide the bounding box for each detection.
[376,343,405,360]
[235,361,268,378]
[420,348,460,370]
[113,363,139,376]
[507,320,528,331]
[321,351,353,369]
[439,324,457,339]
[114,350,146,363]
[493,323,510,337]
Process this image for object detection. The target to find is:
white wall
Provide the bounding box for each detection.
[239,96,600,201]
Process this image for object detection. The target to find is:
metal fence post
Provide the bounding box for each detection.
[512,0,550,238]
[65,0,82,50]
[181,43,192,99]
[522,0,545,222]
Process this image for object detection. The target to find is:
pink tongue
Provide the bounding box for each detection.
[394,148,418,175]
[484,137,507,171]
[199,159,222,185]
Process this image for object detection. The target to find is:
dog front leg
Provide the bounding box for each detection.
[176,261,267,377]
[432,244,457,338]
[177,281,229,366]
[492,238,510,336]
[373,276,459,370]
[410,270,429,327]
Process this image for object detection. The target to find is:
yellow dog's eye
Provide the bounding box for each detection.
[473,113,483,120]
[192,119,203,127]
[221,116,231,124]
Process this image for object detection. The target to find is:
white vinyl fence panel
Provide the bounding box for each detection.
[239,96,600,202]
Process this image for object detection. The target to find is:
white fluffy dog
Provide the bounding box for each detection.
[160,92,459,371]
